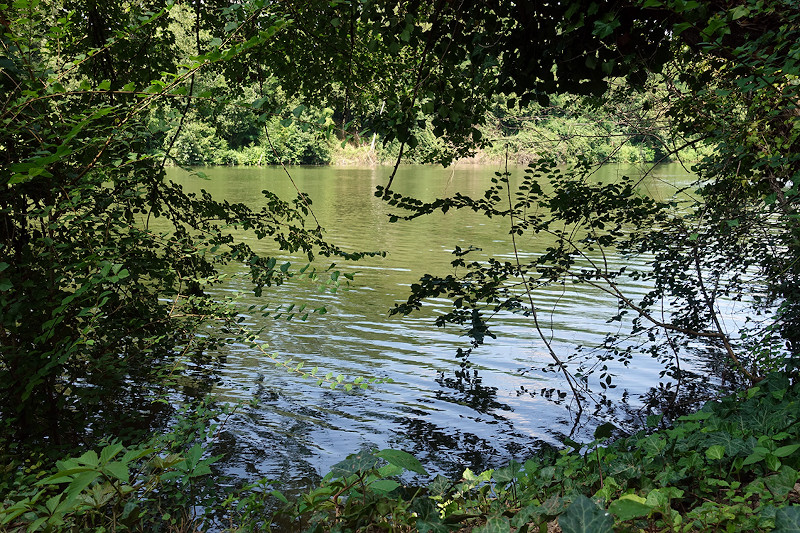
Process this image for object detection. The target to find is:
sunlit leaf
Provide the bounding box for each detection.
[375,449,427,475]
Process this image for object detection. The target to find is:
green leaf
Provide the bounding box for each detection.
[99,443,124,465]
[493,460,522,484]
[330,450,380,477]
[369,479,400,494]
[646,414,663,428]
[679,410,712,422]
[609,494,652,521]
[416,519,451,533]
[77,450,99,467]
[375,449,427,475]
[766,453,782,472]
[102,461,129,483]
[186,444,203,467]
[45,494,62,513]
[559,496,613,533]
[774,444,800,458]
[38,466,94,485]
[271,490,289,504]
[66,471,99,497]
[594,422,615,440]
[774,506,800,533]
[292,104,306,118]
[29,517,48,531]
[766,466,799,497]
[706,445,725,460]
[377,463,404,477]
[730,5,750,20]
[744,447,768,465]
[593,18,620,39]
[645,488,672,509]
[121,447,155,464]
[474,516,511,533]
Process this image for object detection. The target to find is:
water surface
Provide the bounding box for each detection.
[166,162,727,490]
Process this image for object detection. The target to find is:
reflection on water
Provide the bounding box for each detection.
[166,163,732,490]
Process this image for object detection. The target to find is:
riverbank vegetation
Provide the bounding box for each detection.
[2,0,799,531]
[2,372,798,531]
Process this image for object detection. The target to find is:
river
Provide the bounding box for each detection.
[166,162,732,494]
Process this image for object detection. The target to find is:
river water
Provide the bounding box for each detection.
[167,162,730,492]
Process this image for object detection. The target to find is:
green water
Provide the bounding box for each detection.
[166,162,712,487]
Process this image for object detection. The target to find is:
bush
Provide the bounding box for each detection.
[168,121,232,166]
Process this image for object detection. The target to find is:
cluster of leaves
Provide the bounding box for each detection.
[29,1,719,169]
[0,399,232,532]
[658,0,800,353]
[272,372,800,533]
[205,1,655,165]
[3,372,798,532]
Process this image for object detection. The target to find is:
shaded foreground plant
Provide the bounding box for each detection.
[0,0,386,452]
[2,371,797,531]
[0,399,234,531]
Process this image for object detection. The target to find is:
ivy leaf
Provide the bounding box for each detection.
[609,494,652,521]
[493,460,522,484]
[375,449,427,475]
[766,466,799,497]
[646,414,663,428]
[559,495,613,533]
[474,516,511,533]
[774,506,800,533]
[594,422,616,440]
[706,445,725,460]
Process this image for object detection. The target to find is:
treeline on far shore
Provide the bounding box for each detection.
[159,91,713,168]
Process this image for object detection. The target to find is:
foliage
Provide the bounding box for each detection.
[4,373,799,532]
[0,0,381,453]
[378,156,780,413]
[476,90,710,166]
[355,0,800,417]
[4,0,800,529]
[0,399,230,532]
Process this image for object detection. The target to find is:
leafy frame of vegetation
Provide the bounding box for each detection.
[3,0,800,531]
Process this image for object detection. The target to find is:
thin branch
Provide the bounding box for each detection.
[503,146,584,412]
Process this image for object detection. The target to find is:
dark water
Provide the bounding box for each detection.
[166,163,739,492]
